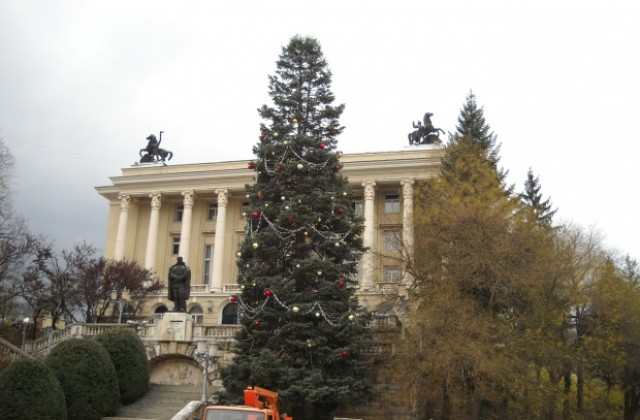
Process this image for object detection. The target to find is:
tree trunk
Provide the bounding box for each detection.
[497,397,509,420]
[441,378,451,420]
[561,371,571,420]
[470,392,481,420]
[624,387,640,420]
[576,365,584,414]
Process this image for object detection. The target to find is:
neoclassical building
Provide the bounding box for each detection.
[96,147,442,325]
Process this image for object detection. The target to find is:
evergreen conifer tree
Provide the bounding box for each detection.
[520,168,557,226]
[449,91,511,192]
[220,36,370,420]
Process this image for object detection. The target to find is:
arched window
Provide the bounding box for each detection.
[221,303,239,325]
[154,305,168,319]
[189,305,204,324]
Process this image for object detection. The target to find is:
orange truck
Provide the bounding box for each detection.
[202,386,293,420]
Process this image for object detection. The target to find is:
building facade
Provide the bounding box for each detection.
[96,147,442,325]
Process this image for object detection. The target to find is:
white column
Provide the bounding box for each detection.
[401,178,415,285]
[211,188,228,292]
[144,193,162,271]
[178,190,195,264]
[114,194,131,261]
[361,180,376,290]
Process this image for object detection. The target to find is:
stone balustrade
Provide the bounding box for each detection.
[5,317,394,359]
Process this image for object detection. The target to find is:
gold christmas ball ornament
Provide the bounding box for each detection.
[236,252,242,257]
[297,163,303,170]
[292,306,300,313]
[252,242,259,249]
[348,314,355,321]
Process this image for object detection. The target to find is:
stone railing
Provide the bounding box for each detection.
[25,323,136,356]
[17,320,391,358]
[0,336,33,360]
[192,324,242,342]
[223,284,243,294]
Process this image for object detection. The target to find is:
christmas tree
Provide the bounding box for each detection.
[220,36,371,420]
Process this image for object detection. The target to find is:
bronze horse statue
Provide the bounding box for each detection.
[408,112,445,145]
[139,133,173,163]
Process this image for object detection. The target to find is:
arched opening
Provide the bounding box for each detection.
[189,305,204,324]
[154,305,168,321]
[221,303,239,325]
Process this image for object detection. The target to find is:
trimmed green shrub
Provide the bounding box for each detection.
[96,328,150,404]
[0,353,11,374]
[0,357,67,419]
[46,338,120,420]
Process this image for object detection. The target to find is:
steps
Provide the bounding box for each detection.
[105,384,201,420]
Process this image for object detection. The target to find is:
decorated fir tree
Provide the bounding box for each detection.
[220,36,371,420]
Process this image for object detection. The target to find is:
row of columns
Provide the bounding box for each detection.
[360,179,415,289]
[113,179,415,292]
[114,189,229,292]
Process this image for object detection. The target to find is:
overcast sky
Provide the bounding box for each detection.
[1,0,638,260]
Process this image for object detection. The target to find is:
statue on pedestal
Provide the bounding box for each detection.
[408,112,445,145]
[139,132,173,163]
[168,257,191,312]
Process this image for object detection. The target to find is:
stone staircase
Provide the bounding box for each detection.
[104,384,202,420]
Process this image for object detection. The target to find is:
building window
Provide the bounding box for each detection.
[172,237,180,255]
[203,244,213,285]
[189,305,204,324]
[175,206,184,222]
[208,204,218,220]
[352,199,364,215]
[222,303,239,324]
[154,305,168,319]
[384,194,400,213]
[348,260,363,287]
[383,266,402,283]
[241,202,250,218]
[383,230,401,251]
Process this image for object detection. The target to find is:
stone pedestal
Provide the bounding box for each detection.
[158,312,193,342]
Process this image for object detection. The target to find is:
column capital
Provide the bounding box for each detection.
[118,194,131,212]
[401,178,415,200]
[182,190,195,208]
[362,180,376,200]
[215,188,229,207]
[149,193,162,210]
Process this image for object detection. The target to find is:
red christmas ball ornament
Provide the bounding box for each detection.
[247,162,255,169]
[319,143,325,149]
[287,214,294,222]
[229,295,237,303]
[252,210,260,220]
[335,164,341,170]
[254,320,261,327]
[259,133,266,140]
[276,164,284,171]
[341,350,348,358]
[337,280,345,288]
[264,289,273,297]
[336,207,344,214]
